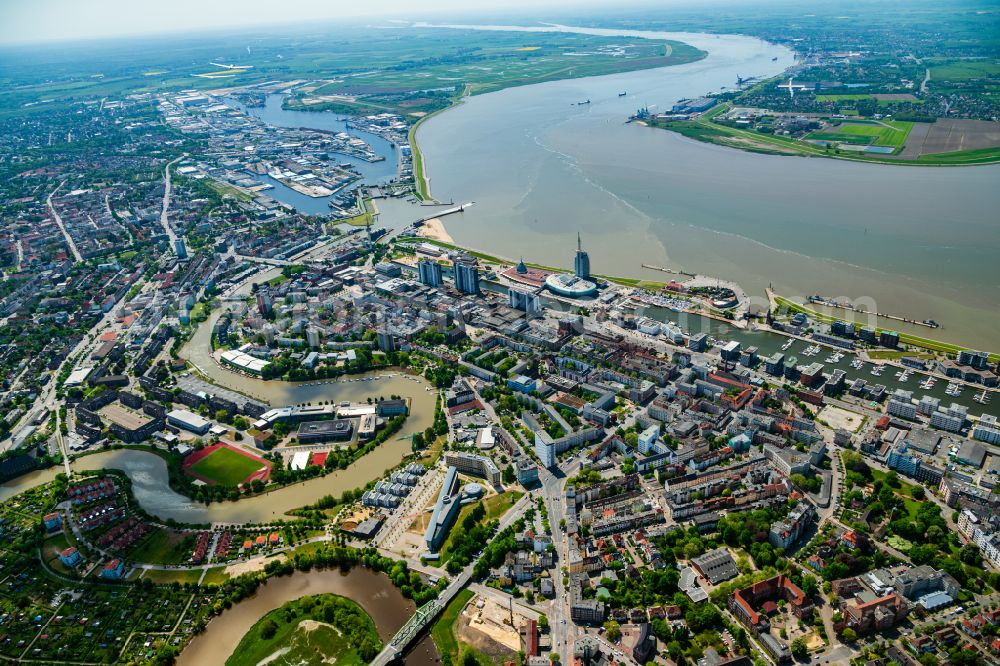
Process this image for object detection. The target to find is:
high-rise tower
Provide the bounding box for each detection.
[574,232,591,279]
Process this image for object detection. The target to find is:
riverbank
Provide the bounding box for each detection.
[398,235,998,372]
[415,217,454,243]
[408,101,458,202]
[650,102,1000,166]
[174,552,439,665]
[225,593,381,666]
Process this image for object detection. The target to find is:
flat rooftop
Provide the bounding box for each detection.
[99,403,153,430]
[297,419,353,435]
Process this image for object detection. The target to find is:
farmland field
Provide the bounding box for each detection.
[814,94,873,102]
[186,445,269,486]
[929,60,1000,80]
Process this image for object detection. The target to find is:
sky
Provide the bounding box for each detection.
[0,0,608,45]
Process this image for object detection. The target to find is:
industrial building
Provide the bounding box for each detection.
[167,409,211,435]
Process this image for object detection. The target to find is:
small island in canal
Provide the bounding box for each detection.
[226,593,382,666]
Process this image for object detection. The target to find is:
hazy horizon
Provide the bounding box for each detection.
[0,0,622,46]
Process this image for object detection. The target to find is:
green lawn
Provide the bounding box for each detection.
[865,350,932,360]
[482,491,523,521]
[201,566,230,586]
[430,588,474,662]
[187,447,266,486]
[226,594,379,666]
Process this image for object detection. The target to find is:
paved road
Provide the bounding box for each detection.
[160,155,186,256]
[47,180,82,262]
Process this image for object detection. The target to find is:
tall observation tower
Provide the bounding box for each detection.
[574,232,591,279]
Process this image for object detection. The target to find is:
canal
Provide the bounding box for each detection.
[176,568,438,666]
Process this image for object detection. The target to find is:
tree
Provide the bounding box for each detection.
[801,574,818,600]
[960,543,983,566]
[911,485,925,500]
[791,637,808,659]
[537,614,549,630]
[841,627,856,643]
[259,618,278,640]
[604,620,621,641]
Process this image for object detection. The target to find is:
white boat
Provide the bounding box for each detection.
[975,390,991,404]
[781,340,794,351]
[851,358,864,369]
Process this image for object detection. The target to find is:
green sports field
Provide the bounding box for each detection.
[187,447,265,486]
[807,120,912,147]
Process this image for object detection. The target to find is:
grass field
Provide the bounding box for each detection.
[814,93,922,107]
[187,446,267,486]
[815,94,873,102]
[201,566,230,586]
[141,568,203,585]
[482,491,523,521]
[430,588,474,662]
[127,528,188,565]
[930,60,1000,80]
[807,120,912,147]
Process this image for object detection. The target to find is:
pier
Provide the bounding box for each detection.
[415,201,474,224]
[808,295,940,329]
[641,263,695,278]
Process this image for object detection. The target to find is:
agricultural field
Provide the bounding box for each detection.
[807,120,912,148]
[290,31,704,117]
[0,25,704,120]
[814,94,873,102]
[929,59,1000,81]
[185,444,270,486]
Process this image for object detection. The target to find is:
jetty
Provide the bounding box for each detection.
[641,263,695,278]
[415,202,474,224]
[808,295,940,329]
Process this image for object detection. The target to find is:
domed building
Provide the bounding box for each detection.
[463,482,485,500]
[545,273,597,298]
